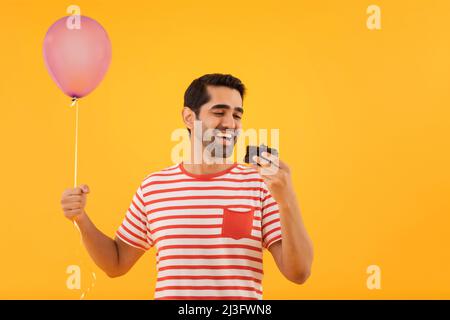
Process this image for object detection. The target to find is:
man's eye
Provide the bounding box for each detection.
[233,114,242,120]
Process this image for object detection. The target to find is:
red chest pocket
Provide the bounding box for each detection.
[221,208,255,240]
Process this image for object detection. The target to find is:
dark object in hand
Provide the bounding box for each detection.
[244,144,279,165]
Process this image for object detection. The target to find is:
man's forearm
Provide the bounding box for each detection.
[278,193,314,282]
[73,212,120,277]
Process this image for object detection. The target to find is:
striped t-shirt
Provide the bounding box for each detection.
[116,162,282,300]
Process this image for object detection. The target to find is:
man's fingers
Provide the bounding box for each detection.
[252,155,271,168]
[65,188,82,195]
[63,184,90,196]
[61,196,86,206]
[63,200,82,208]
[61,195,84,204]
[63,188,76,196]
[79,184,90,194]
[253,155,280,175]
[251,160,278,177]
[261,152,280,167]
[61,186,88,222]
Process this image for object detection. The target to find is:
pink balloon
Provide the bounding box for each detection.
[43,15,112,98]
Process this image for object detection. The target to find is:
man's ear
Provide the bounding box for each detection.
[182,107,196,131]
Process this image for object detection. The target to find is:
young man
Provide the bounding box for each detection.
[60,73,313,300]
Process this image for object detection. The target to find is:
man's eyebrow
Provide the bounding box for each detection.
[235,106,244,114]
[210,104,244,114]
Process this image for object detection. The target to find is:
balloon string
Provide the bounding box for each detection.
[70,97,96,299]
[73,220,97,300]
[73,98,78,188]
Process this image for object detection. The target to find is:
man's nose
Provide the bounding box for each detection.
[221,113,236,130]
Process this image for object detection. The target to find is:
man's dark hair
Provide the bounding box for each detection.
[184,73,246,134]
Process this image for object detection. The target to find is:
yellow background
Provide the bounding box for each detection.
[0,0,449,299]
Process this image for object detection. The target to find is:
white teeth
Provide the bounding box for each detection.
[216,132,233,139]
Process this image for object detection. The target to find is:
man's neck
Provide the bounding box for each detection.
[182,161,235,176]
[185,137,236,175]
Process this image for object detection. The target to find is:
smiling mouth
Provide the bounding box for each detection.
[215,132,234,142]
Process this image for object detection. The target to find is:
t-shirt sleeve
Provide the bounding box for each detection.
[116,184,153,251]
[261,181,282,249]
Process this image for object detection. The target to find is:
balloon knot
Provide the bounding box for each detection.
[71,97,78,107]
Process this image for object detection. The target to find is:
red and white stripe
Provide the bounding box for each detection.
[116,163,282,300]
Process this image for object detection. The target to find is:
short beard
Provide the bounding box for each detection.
[203,136,235,159]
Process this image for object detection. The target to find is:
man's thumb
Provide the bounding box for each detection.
[80,184,90,194]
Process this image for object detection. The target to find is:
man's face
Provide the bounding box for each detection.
[195,85,244,159]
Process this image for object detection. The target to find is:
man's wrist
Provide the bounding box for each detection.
[73,210,89,227]
[277,188,296,206]
[278,191,299,212]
